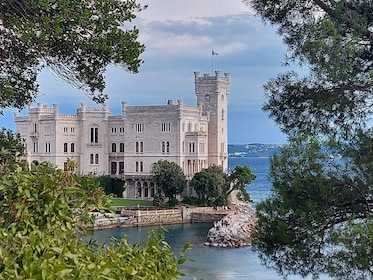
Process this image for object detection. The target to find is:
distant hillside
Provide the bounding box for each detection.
[228,144,282,157]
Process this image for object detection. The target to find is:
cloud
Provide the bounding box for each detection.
[3,0,289,144]
[137,0,252,23]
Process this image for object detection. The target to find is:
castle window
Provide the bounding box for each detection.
[120,143,124,153]
[188,143,195,153]
[136,141,143,153]
[90,153,99,164]
[112,143,117,153]
[90,127,98,143]
[135,123,144,132]
[63,127,68,133]
[161,122,171,132]
[222,109,225,120]
[45,142,51,153]
[71,127,75,133]
[64,143,68,153]
[119,162,124,174]
[111,162,117,175]
[33,141,38,153]
[71,143,75,153]
[161,141,170,154]
[136,161,144,172]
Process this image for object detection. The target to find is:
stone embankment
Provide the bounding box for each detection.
[90,206,231,229]
[204,203,257,248]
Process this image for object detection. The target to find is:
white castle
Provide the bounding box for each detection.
[14,71,230,198]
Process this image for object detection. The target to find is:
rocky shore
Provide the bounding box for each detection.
[204,203,257,248]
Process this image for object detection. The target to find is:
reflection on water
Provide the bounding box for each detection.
[90,223,282,280]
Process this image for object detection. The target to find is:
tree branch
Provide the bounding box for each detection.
[313,0,373,41]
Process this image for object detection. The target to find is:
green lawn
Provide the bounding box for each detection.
[111,198,153,207]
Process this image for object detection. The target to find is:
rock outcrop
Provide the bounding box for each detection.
[204,203,257,248]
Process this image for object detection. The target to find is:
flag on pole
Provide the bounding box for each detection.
[212,50,218,55]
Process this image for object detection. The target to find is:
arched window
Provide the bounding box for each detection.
[90,126,98,143]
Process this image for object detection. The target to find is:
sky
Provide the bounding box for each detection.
[1,0,292,144]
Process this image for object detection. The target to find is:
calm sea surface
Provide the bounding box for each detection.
[91,156,330,280]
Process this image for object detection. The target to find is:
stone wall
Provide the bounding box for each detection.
[190,212,227,223]
[135,209,183,226]
[113,206,231,227]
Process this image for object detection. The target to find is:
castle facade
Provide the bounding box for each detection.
[14,71,230,198]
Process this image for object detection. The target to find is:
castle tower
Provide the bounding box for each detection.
[194,70,230,170]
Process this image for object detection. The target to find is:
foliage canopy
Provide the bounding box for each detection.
[0,160,188,279]
[152,160,187,201]
[247,0,373,278]
[190,165,255,206]
[0,127,25,166]
[253,134,373,279]
[0,143,186,277]
[0,0,146,112]
[191,165,227,205]
[247,0,373,139]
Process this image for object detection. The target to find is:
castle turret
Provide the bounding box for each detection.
[195,70,230,170]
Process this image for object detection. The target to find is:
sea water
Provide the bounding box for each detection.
[91,155,331,279]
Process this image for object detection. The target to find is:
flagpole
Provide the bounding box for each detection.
[211,49,214,74]
[211,49,218,74]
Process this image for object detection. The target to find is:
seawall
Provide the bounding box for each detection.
[92,206,231,229]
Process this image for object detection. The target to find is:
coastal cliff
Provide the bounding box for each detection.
[204,203,257,247]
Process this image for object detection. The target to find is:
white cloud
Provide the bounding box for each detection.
[137,0,251,23]
[3,0,289,144]
[140,32,213,55]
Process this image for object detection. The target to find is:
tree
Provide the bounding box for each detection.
[227,165,256,203]
[190,165,227,206]
[96,175,125,197]
[253,134,373,279]
[0,127,25,166]
[247,0,373,139]
[246,0,373,278]
[0,0,146,112]
[152,160,186,202]
[0,160,188,279]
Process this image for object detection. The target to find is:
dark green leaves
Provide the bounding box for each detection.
[252,134,373,279]
[0,160,186,278]
[0,0,146,112]
[248,0,373,141]
[152,160,187,201]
